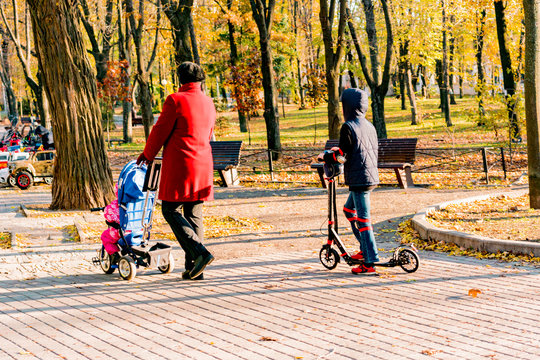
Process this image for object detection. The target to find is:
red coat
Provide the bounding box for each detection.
[143,82,215,202]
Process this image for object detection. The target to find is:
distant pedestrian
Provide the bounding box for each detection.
[137,62,215,280]
[34,125,54,150]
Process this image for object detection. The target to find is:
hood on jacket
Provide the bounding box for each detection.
[341,88,369,121]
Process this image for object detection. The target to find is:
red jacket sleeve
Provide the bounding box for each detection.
[143,95,177,161]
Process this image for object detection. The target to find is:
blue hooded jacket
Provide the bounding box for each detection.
[339,88,379,187]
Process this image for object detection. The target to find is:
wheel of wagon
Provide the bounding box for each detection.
[7,174,16,187]
[158,252,175,274]
[16,171,33,190]
[118,256,137,280]
[99,246,115,274]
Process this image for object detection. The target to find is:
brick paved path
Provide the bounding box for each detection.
[0,185,539,359]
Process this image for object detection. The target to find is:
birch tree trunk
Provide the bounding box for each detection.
[27,0,114,210]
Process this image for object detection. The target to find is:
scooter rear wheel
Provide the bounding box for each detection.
[398,248,419,273]
[319,246,340,270]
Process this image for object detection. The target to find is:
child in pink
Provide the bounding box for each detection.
[101,185,121,255]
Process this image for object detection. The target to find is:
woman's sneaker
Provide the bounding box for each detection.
[351,251,363,260]
[351,264,376,275]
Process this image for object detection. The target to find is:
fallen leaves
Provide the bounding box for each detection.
[468,289,482,298]
[259,336,278,341]
[421,349,441,356]
[427,194,540,242]
[0,232,11,249]
[397,219,540,264]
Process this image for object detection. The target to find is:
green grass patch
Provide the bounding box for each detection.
[108,96,521,149]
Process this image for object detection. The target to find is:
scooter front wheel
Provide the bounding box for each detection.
[319,246,340,270]
[397,248,419,273]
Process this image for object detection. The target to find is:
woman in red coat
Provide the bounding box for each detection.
[137,62,215,280]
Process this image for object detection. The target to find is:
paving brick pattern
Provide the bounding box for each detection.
[0,185,539,359]
[0,246,539,360]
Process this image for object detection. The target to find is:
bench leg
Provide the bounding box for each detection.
[219,168,239,187]
[404,166,415,188]
[394,168,406,189]
[317,168,327,189]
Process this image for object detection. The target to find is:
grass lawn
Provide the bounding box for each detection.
[109,95,524,149]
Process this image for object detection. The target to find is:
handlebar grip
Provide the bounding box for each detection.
[90,207,105,212]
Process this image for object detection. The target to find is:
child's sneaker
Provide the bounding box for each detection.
[351,264,376,275]
[351,251,363,260]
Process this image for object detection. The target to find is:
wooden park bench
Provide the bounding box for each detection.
[210,140,242,187]
[131,109,143,126]
[311,138,418,189]
[108,138,126,146]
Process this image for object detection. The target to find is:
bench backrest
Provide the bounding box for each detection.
[323,138,417,164]
[210,141,243,169]
[378,138,417,164]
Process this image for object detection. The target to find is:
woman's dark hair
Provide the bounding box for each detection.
[178,62,206,84]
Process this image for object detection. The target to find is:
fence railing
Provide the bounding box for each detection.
[237,145,527,184]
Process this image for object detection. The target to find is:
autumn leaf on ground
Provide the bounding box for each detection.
[421,349,441,356]
[468,289,482,298]
[260,336,278,341]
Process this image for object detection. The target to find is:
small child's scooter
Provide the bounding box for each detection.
[318,160,419,273]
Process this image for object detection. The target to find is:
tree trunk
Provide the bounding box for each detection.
[138,75,153,139]
[399,42,407,110]
[226,0,247,132]
[326,69,341,139]
[371,88,387,139]
[494,0,521,141]
[405,65,418,125]
[441,0,452,127]
[420,65,428,98]
[260,34,282,157]
[161,0,195,78]
[0,25,18,119]
[118,2,132,143]
[347,0,392,138]
[476,9,486,124]
[250,0,282,158]
[27,0,114,210]
[523,0,540,208]
[448,13,457,105]
[319,0,347,140]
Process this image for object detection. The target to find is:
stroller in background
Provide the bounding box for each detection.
[92,158,174,280]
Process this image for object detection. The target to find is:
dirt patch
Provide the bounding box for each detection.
[22,204,86,218]
[428,194,540,242]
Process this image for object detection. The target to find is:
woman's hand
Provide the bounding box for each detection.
[136,152,149,165]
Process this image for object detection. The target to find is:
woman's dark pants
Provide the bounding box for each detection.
[161,200,210,271]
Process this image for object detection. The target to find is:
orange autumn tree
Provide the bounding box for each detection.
[97,60,131,146]
[227,54,263,145]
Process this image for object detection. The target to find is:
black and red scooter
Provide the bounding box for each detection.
[318,157,419,273]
